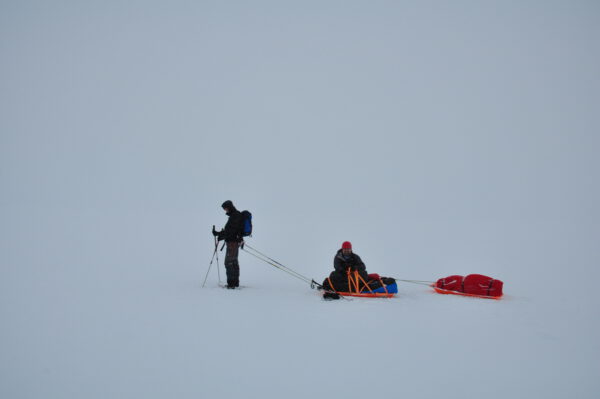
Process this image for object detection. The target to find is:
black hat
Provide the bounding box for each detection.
[221,200,234,209]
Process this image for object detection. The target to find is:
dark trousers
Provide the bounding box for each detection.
[224,242,240,286]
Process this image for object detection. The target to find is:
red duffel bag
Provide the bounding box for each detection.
[435,275,464,292]
[462,274,503,297]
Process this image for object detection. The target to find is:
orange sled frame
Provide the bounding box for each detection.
[342,292,395,298]
[432,285,502,300]
[327,270,396,298]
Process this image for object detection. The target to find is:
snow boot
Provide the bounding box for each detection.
[226,279,239,289]
[323,292,341,300]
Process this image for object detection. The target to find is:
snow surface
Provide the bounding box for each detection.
[2,1,600,398]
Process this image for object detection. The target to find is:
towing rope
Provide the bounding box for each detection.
[393,279,434,286]
[242,244,313,285]
[242,243,351,300]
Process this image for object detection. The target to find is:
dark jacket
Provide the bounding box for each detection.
[334,249,367,275]
[217,207,244,243]
[322,250,370,292]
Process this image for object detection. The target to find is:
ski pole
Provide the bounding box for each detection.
[215,236,221,284]
[202,235,219,287]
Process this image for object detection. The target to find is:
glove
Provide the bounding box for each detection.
[212,225,219,237]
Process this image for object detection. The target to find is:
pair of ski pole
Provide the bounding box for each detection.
[202,230,221,287]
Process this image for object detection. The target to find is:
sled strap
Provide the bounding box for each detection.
[355,271,371,293]
[346,271,352,293]
[379,277,388,294]
[487,279,494,296]
[327,277,338,293]
[347,270,359,293]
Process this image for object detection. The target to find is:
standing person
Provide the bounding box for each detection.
[212,200,244,289]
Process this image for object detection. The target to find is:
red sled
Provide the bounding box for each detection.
[433,274,503,299]
[432,285,502,300]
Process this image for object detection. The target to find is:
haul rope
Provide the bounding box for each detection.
[242,243,313,285]
[393,279,434,286]
[243,243,351,300]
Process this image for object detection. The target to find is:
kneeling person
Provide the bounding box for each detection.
[324,241,370,292]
